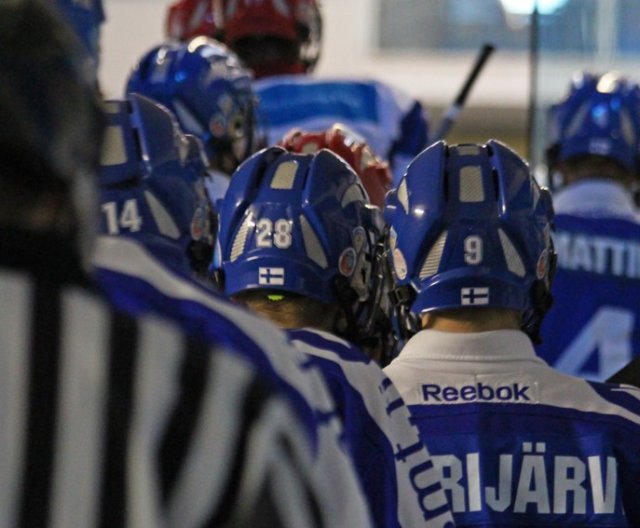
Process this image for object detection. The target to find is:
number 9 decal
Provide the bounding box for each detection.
[464,235,483,265]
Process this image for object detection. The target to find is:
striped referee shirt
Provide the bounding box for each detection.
[93,235,375,527]
[0,228,323,527]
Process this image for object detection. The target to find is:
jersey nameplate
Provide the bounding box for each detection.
[555,230,640,278]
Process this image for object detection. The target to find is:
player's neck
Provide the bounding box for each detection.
[420,309,520,333]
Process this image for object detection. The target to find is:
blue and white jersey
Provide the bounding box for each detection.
[385,329,640,527]
[537,180,640,381]
[92,236,374,528]
[288,328,455,528]
[254,74,429,183]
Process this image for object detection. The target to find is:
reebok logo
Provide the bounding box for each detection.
[422,382,532,403]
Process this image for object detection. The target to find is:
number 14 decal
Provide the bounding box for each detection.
[101,200,143,234]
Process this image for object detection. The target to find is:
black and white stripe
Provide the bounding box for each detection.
[0,268,323,527]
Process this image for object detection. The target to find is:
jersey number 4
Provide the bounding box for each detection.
[554,306,634,380]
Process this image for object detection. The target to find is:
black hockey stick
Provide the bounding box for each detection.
[606,356,640,388]
[431,43,496,142]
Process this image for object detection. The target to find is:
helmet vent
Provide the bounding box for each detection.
[491,168,500,200]
[300,215,328,268]
[498,228,526,277]
[566,102,590,138]
[457,145,480,156]
[100,125,128,167]
[341,183,367,208]
[459,166,485,202]
[621,108,636,145]
[397,179,409,213]
[144,191,181,239]
[419,231,448,279]
[271,160,298,189]
[230,211,252,261]
[273,0,292,16]
[173,100,206,135]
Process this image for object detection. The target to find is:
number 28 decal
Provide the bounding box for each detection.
[256,218,292,249]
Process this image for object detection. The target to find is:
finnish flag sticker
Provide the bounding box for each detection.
[461,287,489,305]
[259,267,285,285]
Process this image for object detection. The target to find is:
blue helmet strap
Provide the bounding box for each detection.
[332,235,397,361]
[523,279,554,344]
[361,238,398,366]
[332,275,360,342]
[333,273,386,355]
[524,244,557,343]
[211,265,224,290]
[388,284,420,341]
[187,237,214,276]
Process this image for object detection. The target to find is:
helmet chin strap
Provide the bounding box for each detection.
[388,284,420,342]
[523,279,554,345]
[332,275,359,342]
[523,246,557,344]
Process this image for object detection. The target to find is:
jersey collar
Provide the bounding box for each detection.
[397,328,546,364]
[553,179,638,219]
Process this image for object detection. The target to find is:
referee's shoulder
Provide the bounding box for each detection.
[50,278,325,527]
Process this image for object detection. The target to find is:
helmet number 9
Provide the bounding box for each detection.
[256,218,293,249]
[464,235,483,265]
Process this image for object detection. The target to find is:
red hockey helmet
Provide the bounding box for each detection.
[280,123,392,208]
[220,0,321,74]
[165,0,222,41]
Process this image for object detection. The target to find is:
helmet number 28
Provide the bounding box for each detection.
[464,235,483,265]
[256,218,293,249]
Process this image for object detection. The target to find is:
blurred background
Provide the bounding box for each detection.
[100,0,640,181]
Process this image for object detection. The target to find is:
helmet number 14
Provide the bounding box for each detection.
[101,200,143,235]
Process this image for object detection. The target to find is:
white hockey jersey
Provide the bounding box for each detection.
[254,74,429,183]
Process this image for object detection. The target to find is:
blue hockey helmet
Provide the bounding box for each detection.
[99,94,214,274]
[215,146,389,345]
[385,140,556,341]
[126,37,257,174]
[546,72,640,175]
